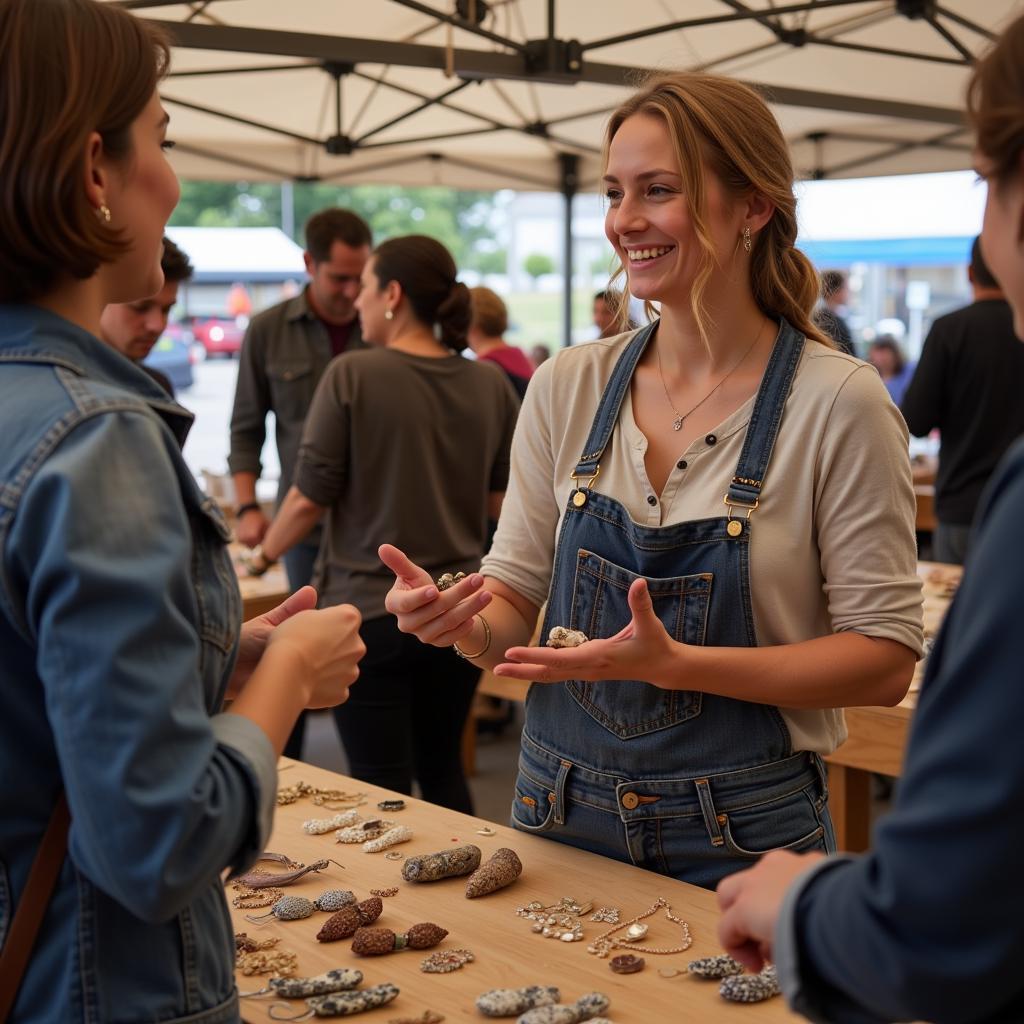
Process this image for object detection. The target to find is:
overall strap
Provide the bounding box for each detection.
[574,321,658,477]
[725,318,805,510]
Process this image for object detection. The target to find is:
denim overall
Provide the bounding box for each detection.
[511,319,835,889]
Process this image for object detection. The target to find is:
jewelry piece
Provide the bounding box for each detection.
[317,897,384,942]
[720,964,780,1003]
[385,850,405,861]
[518,992,610,1024]
[610,954,645,974]
[453,613,491,660]
[435,571,465,591]
[385,310,395,320]
[256,851,303,868]
[590,907,620,924]
[236,946,299,977]
[378,799,406,812]
[363,824,413,853]
[621,923,648,942]
[687,954,744,979]
[241,544,275,577]
[235,933,281,953]
[465,847,522,898]
[304,811,360,835]
[277,780,366,809]
[547,626,588,649]
[235,859,341,889]
[586,897,692,958]
[232,884,284,909]
[403,844,481,883]
[654,318,767,432]
[351,923,448,955]
[389,1013,444,1024]
[475,987,560,1018]
[475,826,496,836]
[335,819,395,843]
[371,887,399,897]
[420,948,475,973]
[742,225,752,252]
[97,203,112,223]
[516,898,591,942]
[658,967,683,978]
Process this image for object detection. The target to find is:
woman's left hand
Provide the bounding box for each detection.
[227,585,319,699]
[494,578,678,685]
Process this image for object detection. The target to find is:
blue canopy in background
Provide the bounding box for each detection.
[798,235,974,267]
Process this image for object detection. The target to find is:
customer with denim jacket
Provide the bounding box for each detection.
[0,3,364,1022]
[381,72,923,889]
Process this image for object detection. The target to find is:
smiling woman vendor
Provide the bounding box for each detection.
[381,71,924,889]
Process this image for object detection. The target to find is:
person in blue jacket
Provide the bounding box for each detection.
[0,2,364,1021]
[717,13,1024,1022]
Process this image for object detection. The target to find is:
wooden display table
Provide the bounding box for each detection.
[233,760,800,1022]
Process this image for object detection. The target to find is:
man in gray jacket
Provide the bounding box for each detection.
[229,208,370,755]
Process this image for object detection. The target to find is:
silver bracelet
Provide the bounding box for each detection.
[453,614,491,660]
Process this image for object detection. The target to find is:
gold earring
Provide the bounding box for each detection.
[97,204,111,224]
[742,226,752,253]
[384,310,394,320]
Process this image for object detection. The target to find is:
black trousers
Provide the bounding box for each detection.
[333,614,480,813]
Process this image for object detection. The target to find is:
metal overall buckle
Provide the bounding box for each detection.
[723,493,758,537]
[571,465,602,508]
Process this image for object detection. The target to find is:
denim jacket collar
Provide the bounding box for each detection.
[0,304,194,447]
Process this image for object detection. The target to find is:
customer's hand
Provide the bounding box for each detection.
[495,578,676,685]
[379,543,491,648]
[717,849,826,972]
[236,507,270,548]
[227,585,318,699]
[266,602,365,708]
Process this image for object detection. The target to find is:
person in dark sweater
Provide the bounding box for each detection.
[900,237,1024,563]
[813,270,855,356]
[98,235,192,396]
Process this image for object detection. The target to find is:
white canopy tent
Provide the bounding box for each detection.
[109,0,1023,338]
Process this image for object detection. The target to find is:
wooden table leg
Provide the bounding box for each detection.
[827,762,871,853]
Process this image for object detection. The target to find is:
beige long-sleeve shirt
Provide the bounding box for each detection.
[482,328,924,755]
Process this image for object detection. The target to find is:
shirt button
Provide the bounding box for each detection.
[621,792,640,810]
[647,495,657,506]
[705,433,717,445]
[676,460,687,470]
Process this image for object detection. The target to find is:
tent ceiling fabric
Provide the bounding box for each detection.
[111,0,1023,189]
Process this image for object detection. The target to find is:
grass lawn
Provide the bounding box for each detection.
[504,290,597,349]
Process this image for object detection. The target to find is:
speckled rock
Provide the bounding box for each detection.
[475,987,560,1017]
[402,844,481,882]
[720,965,780,1003]
[516,993,609,1024]
[687,954,745,979]
[268,968,363,998]
[305,982,399,1016]
[465,848,522,898]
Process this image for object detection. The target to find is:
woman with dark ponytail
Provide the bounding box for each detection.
[382,74,923,888]
[260,234,519,811]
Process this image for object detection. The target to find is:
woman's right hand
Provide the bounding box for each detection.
[379,543,491,648]
[266,604,365,708]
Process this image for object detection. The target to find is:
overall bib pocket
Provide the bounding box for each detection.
[565,549,712,739]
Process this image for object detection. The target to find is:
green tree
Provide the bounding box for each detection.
[523,252,555,288]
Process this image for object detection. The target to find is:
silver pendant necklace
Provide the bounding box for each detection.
[655,319,767,431]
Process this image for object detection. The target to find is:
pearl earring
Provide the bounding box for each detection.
[97,204,112,224]
[384,310,394,320]
[742,226,752,253]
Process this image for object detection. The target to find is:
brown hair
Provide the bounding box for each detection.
[469,286,509,337]
[0,0,170,303]
[161,236,193,284]
[967,15,1024,185]
[604,72,832,349]
[305,208,372,263]
[373,235,471,351]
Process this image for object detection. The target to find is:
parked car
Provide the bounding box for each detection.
[143,323,195,392]
[191,316,246,358]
